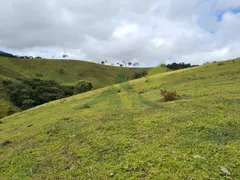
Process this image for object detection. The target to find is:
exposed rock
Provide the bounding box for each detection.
[221,166,231,175]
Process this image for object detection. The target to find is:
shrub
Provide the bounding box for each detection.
[218,62,224,66]
[160,89,180,101]
[166,62,196,70]
[74,80,93,94]
[132,71,148,79]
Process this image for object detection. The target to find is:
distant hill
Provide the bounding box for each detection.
[0,57,149,118]
[0,57,149,87]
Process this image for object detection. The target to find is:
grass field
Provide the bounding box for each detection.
[0,58,239,179]
[0,57,150,119]
[0,57,149,87]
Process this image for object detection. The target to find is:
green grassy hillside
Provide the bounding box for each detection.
[0,57,148,87]
[0,57,150,118]
[0,58,239,179]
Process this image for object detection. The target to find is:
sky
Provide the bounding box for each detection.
[0,0,240,67]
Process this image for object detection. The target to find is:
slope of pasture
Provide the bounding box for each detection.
[0,57,148,88]
[0,57,149,119]
[0,58,239,179]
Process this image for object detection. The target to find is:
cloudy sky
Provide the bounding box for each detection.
[0,0,240,66]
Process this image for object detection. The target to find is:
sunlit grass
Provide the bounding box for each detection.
[0,58,240,179]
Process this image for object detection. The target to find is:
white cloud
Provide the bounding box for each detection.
[0,0,239,66]
[151,37,165,47]
[113,24,138,38]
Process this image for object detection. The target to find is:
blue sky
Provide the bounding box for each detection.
[215,7,240,22]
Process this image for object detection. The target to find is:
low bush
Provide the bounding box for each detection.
[132,71,148,79]
[74,80,93,94]
[160,89,180,101]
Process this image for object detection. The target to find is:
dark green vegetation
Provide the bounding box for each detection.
[132,70,148,79]
[0,51,17,58]
[0,57,149,118]
[0,75,20,118]
[0,58,239,179]
[74,80,93,94]
[3,78,74,110]
[166,62,198,70]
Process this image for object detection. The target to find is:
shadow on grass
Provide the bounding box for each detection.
[201,125,240,144]
[72,73,164,112]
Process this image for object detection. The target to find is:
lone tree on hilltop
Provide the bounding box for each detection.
[63,54,68,58]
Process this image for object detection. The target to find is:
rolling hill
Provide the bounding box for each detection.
[0,58,239,179]
[0,57,149,87]
[0,57,150,118]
